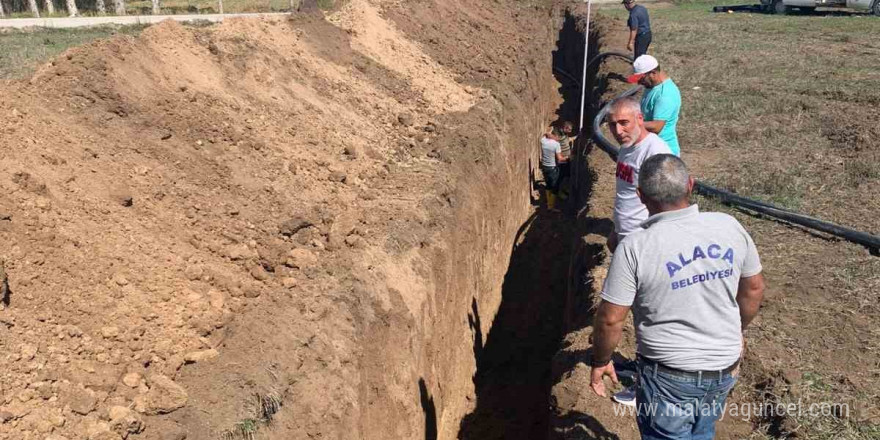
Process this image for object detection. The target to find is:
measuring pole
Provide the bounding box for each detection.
[578,0,592,132]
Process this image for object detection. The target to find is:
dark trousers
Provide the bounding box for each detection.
[541,166,560,193]
[634,31,652,58]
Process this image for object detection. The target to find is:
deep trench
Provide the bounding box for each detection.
[453,11,601,440]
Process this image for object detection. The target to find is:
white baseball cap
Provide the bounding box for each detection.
[626,55,659,83]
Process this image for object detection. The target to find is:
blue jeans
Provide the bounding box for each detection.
[635,358,737,440]
[541,166,560,193]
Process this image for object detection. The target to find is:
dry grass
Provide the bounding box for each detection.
[218,392,283,440]
[604,1,880,437]
[0,25,146,79]
[0,0,338,16]
[605,0,880,224]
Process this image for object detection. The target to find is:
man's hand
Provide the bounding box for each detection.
[626,42,634,51]
[590,363,619,397]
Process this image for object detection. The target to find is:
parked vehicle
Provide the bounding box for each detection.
[761,0,880,15]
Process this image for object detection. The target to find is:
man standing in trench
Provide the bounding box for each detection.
[540,127,568,212]
[628,55,682,157]
[624,0,652,59]
[589,154,766,440]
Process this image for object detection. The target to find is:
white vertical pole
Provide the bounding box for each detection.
[578,0,592,132]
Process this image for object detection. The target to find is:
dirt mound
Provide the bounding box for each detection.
[0,1,559,439]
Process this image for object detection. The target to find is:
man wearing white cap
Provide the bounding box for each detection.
[623,0,651,58]
[628,55,682,156]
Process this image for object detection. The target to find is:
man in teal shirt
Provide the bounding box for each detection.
[627,55,682,156]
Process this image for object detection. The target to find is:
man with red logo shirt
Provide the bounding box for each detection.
[606,97,671,252]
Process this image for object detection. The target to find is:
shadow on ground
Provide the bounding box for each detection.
[456,202,576,440]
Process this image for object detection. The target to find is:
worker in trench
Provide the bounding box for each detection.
[556,121,577,200]
[589,154,766,440]
[539,126,568,212]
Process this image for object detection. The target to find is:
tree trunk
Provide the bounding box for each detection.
[0,0,6,18]
[66,0,79,16]
[151,0,158,14]
[114,0,125,15]
[44,0,55,15]
[28,0,40,17]
[218,0,223,14]
[95,0,105,15]
[290,0,301,12]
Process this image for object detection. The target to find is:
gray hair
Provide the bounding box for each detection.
[608,97,642,119]
[638,154,690,204]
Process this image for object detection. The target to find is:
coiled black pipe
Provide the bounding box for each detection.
[590,60,880,253]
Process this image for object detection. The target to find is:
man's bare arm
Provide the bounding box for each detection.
[644,120,667,134]
[627,28,637,50]
[589,300,630,397]
[592,301,630,364]
[737,273,765,331]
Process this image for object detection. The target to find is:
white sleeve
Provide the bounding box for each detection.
[741,230,763,278]
[600,240,639,306]
[652,140,673,156]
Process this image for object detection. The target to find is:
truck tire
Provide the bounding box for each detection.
[873,0,880,16]
[771,0,788,14]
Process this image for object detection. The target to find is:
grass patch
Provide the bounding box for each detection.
[0,25,146,79]
[125,0,291,14]
[604,0,880,224]
[219,391,283,440]
[0,0,314,15]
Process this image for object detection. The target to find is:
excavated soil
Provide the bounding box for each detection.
[0,1,570,439]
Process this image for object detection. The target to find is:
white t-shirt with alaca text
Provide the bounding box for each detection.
[601,205,763,371]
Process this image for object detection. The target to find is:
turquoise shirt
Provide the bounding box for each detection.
[641,78,682,156]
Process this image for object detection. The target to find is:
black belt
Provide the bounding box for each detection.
[638,355,738,380]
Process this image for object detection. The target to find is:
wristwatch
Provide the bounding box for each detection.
[590,357,611,368]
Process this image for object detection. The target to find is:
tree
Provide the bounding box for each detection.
[66,0,79,16]
[95,0,105,15]
[44,0,55,15]
[28,0,40,17]
[151,0,159,14]
[0,0,5,18]
[114,0,125,15]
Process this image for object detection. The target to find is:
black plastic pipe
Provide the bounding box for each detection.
[591,81,880,253]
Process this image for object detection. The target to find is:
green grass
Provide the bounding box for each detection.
[0,25,146,79]
[605,0,880,228]
[125,0,291,14]
[1,0,339,16]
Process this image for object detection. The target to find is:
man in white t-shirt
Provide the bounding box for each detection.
[589,154,765,440]
[540,127,568,212]
[606,97,672,252]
